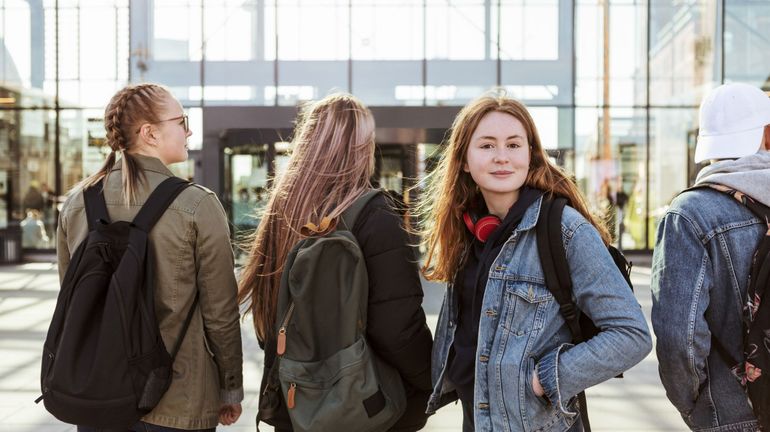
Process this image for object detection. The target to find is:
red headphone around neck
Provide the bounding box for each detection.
[463,211,501,243]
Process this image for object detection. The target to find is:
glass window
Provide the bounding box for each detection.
[426,0,487,61]
[649,107,698,246]
[649,0,718,106]
[275,0,349,105]
[277,0,349,61]
[153,0,203,61]
[202,0,276,105]
[499,0,559,61]
[2,1,32,90]
[425,0,494,105]
[14,110,56,249]
[574,107,648,250]
[351,0,423,60]
[350,0,423,105]
[724,1,770,88]
[575,0,647,107]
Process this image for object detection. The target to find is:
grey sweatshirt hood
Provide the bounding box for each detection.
[695,151,770,207]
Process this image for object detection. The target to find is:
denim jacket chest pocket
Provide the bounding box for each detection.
[500,277,553,336]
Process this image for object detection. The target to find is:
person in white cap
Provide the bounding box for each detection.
[651,82,770,431]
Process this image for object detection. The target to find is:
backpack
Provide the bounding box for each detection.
[691,184,770,429]
[536,196,634,432]
[36,177,196,429]
[257,190,407,432]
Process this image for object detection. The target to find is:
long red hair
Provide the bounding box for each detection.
[419,93,611,282]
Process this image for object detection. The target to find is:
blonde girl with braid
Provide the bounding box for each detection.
[57,83,244,432]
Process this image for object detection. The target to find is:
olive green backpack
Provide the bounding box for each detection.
[259,190,406,432]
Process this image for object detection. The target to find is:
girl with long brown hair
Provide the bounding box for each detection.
[57,83,243,431]
[238,93,433,431]
[421,93,651,431]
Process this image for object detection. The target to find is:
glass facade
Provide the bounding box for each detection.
[1,0,768,258]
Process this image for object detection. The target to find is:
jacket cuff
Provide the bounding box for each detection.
[220,387,244,404]
[537,342,577,416]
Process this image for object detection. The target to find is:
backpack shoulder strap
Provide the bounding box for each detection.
[131,177,191,232]
[686,183,769,370]
[339,189,382,232]
[536,195,592,431]
[83,180,111,230]
[536,196,584,343]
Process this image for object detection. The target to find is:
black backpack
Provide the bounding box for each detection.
[536,196,634,432]
[691,184,770,429]
[36,177,197,429]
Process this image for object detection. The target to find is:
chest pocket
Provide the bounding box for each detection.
[501,280,553,336]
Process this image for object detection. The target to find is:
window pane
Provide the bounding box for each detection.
[499,0,559,61]
[3,1,32,89]
[351,0,423,60]
[575,0,647,107]
[153,1,202,61]
[277,0,349,61]
[426,0,487,60]
[575,107,648,250]
[649,107,698,246]
[724,1,770,88]
[203,0,275,106]
[649,0,718,106]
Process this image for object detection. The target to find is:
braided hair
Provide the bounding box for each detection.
[80,83,171,205]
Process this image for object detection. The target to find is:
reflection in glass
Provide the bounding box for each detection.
[351,0,424,105]
[649,107,698,246]
[724,1,770,88]
[649,0,718,106]
[499,0,559,61]
[574,107,647,250]
[575,0,647,107]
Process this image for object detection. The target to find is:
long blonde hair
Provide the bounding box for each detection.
[419,93,611,282]
[80,83,172,205]
[238,93,376,340]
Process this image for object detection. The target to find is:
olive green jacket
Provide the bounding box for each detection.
[56,154,243,430]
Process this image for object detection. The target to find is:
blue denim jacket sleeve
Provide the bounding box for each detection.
[650,211,712,417]
[537,219,653,415]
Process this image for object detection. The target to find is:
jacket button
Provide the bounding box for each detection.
[479,355,489,362]
[485,309,497,317]
[478,402,489,410]
[448,320,454,327]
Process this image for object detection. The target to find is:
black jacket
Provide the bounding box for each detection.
[259,192,434,431]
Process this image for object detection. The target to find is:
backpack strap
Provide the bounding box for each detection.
[131,177,191,232]
[537,196,584,342]
[536,195,592,432]
[690,183,770,370]
[170,293,199,360]
[339,189,382,231]
[83,180,111,230]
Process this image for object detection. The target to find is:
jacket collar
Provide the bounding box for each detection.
[514,194,545,233]
[110,153,175,177]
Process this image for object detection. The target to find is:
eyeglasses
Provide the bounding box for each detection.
[135,114,189,134]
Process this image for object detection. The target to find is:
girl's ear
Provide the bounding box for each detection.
[137,123,158,147]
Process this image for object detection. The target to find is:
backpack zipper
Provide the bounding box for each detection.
[276,302,295,356]
[35,351,55,403]
[287,382,296,409]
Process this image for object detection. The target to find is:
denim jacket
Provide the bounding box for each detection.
[651,188,763,432]
[427,196,652,432]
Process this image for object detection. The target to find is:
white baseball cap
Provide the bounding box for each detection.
[694,83,770,163]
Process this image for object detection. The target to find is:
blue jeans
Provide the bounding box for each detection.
[77,422,215,432]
